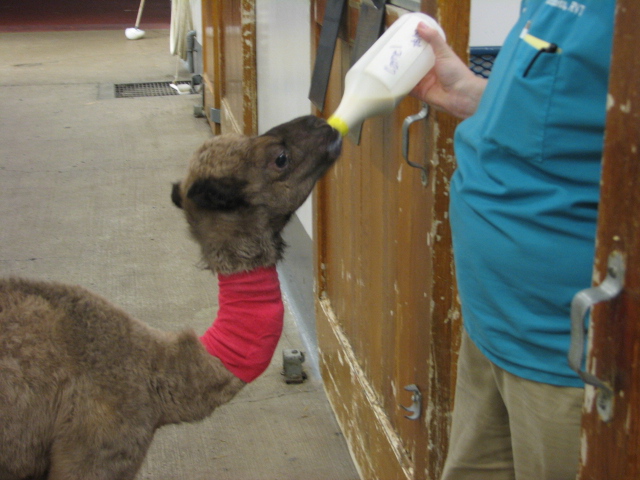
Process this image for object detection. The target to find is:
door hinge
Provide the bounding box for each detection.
[209,108,221,124]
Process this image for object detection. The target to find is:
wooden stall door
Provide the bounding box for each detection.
[578,0,640,477]
[201,0,257,135]
[313,2,469,479]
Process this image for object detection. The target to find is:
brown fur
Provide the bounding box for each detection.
[0,115,341,480]
[0,278,242,480]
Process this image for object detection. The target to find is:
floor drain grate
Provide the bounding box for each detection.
[114,81,192,98]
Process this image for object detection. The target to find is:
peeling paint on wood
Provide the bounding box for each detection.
[318,297,415,480]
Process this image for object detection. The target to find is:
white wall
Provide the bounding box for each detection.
[256,0,315,238]
[470,0,520,46]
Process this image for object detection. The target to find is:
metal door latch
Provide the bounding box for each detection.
[568,251,625,422]
[400,384,422,420]
[282,349,307,384]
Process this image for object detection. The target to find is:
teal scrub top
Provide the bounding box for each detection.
[451,0,615,387]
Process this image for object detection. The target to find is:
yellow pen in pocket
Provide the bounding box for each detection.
[520,21,561,77]
[520,21,562,52]
[523,33,557,51]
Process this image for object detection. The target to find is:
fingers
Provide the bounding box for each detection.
[410,70,437,101]
[412,22,486,119]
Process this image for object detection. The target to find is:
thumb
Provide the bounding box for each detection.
[416,22,450,58]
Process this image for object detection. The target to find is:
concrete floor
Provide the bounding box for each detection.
[0,29,359,480]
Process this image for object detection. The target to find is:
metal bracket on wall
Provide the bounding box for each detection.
[400,384,422,420]
[345,0,387,146]
[209,108,221,124]
[351,0,387,66]
[308,0,348,112]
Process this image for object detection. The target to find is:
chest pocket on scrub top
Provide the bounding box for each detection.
[481,31,562,163]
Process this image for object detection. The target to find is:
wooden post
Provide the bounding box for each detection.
[578,0,640,477]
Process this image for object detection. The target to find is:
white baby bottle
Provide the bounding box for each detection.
[327,12,445,137]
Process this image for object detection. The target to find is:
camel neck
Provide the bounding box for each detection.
[200,265,284,382]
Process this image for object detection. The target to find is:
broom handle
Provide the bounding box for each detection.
[134,0,146,28]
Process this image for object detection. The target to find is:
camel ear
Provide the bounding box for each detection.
[171,182,183,209]
[186,177,249,211]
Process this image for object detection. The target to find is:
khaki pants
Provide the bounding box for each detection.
[441,331,584,480]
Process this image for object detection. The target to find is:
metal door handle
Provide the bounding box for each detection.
[568,251,625,421]
[402,103,429,184]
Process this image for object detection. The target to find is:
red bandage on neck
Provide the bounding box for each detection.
[200,266,284,383]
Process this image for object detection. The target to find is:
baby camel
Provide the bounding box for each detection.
[0,115,341,480]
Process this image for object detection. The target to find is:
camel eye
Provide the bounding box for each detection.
[275,152,289,169]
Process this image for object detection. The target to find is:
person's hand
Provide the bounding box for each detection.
[410,23,487,119]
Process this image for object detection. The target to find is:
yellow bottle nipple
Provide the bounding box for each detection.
[327,115,349,137]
